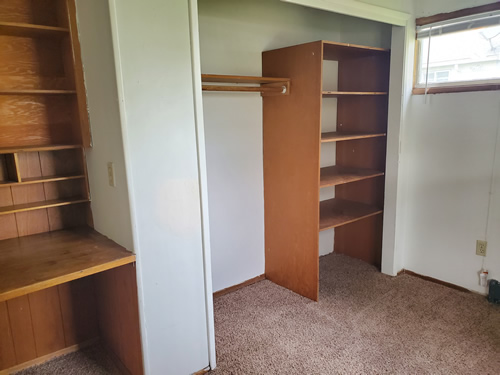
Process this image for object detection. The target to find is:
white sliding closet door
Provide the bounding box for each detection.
[108,0,215,373]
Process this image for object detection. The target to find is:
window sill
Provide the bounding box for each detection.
[413,83,500,95]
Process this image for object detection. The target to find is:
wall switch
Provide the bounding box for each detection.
[107,162,116,187]
[476,240,487,257]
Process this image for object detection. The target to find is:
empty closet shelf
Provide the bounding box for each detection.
[322,91,387,97]
[0,228,136,301]
[321,131,386,143]
[320,198,382,231]
[320,166,384,187]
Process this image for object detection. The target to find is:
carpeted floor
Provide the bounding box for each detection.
[14,254,499,374]
[15,344,121,375]
[211,253,500,374]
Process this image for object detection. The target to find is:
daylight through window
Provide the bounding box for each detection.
[416,11,500,90]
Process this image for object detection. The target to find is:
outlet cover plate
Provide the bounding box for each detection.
[476,240,487,256]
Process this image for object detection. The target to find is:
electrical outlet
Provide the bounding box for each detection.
[107,162,116,187]
[476,240,487,257]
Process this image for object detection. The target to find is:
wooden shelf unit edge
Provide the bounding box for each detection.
[0,21,69,37]
[321,132,387,142]
[319,198,383,232]
[0,228,136,302]
[0,89,77,95]
[0,197,89,216]
[0,175,86,187]
[321,40,390,53]
[0,255,136,302]
[201,74,290,84]
[0,144,82,154]
[201,74,291,95]
[322,91,388,96]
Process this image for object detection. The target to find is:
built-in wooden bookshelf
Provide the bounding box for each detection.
[0,1,143,373]
[263,40,390,301]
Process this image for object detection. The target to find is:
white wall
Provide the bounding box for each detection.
[109,0,212,373]
[400,0,500,293]
[198,0,392,292]
[75,0,134,250]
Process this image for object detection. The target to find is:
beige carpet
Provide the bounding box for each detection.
[14,344,121,375]
[212,253,500,374]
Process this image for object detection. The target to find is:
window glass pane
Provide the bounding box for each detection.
[417,25,500,85]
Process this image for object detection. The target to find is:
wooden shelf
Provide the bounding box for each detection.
[319,198,382,231]
[322,40,390,61]
[320,166,384,188]
[201,74,289,84]
[0,21,69,38]
[0,89,76,95]
[0,144,81,154]
[201,74,291,95]
[0,175,85,188]
[0,197,89,216]
[321,132,386,143]
[322,91,387,97]
[0,228,136,302]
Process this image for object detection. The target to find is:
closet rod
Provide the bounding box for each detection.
[201,74,291,95]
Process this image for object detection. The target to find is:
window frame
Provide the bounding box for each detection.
[413,3,500,95]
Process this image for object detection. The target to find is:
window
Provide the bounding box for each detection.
[415,8,500,94]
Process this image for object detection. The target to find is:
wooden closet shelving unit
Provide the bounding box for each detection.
[263,41,390,301]
[0,1,143,374]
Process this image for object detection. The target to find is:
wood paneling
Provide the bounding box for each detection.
[6,296,37,363]
[58,278,98,346]
[0,302,16,369]
[334,215,383,267]
[28,287,66,356]
[0,278,101,372]
[263,41,323,301]
[95,265,144,375]
[0,95,74,147]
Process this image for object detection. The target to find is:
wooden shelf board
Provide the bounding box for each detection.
[319,198,383,231]
[201,74,289,84]
[322,91,387,97]
[0,175,85,188]
[0,228,136,302]
[321,132,386,143]
[322,40,390,61]
[320,166,384,188]
[0,89,76,95]
[0,145,82,154]
[0,197,89,216]
[0,21,69,37]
